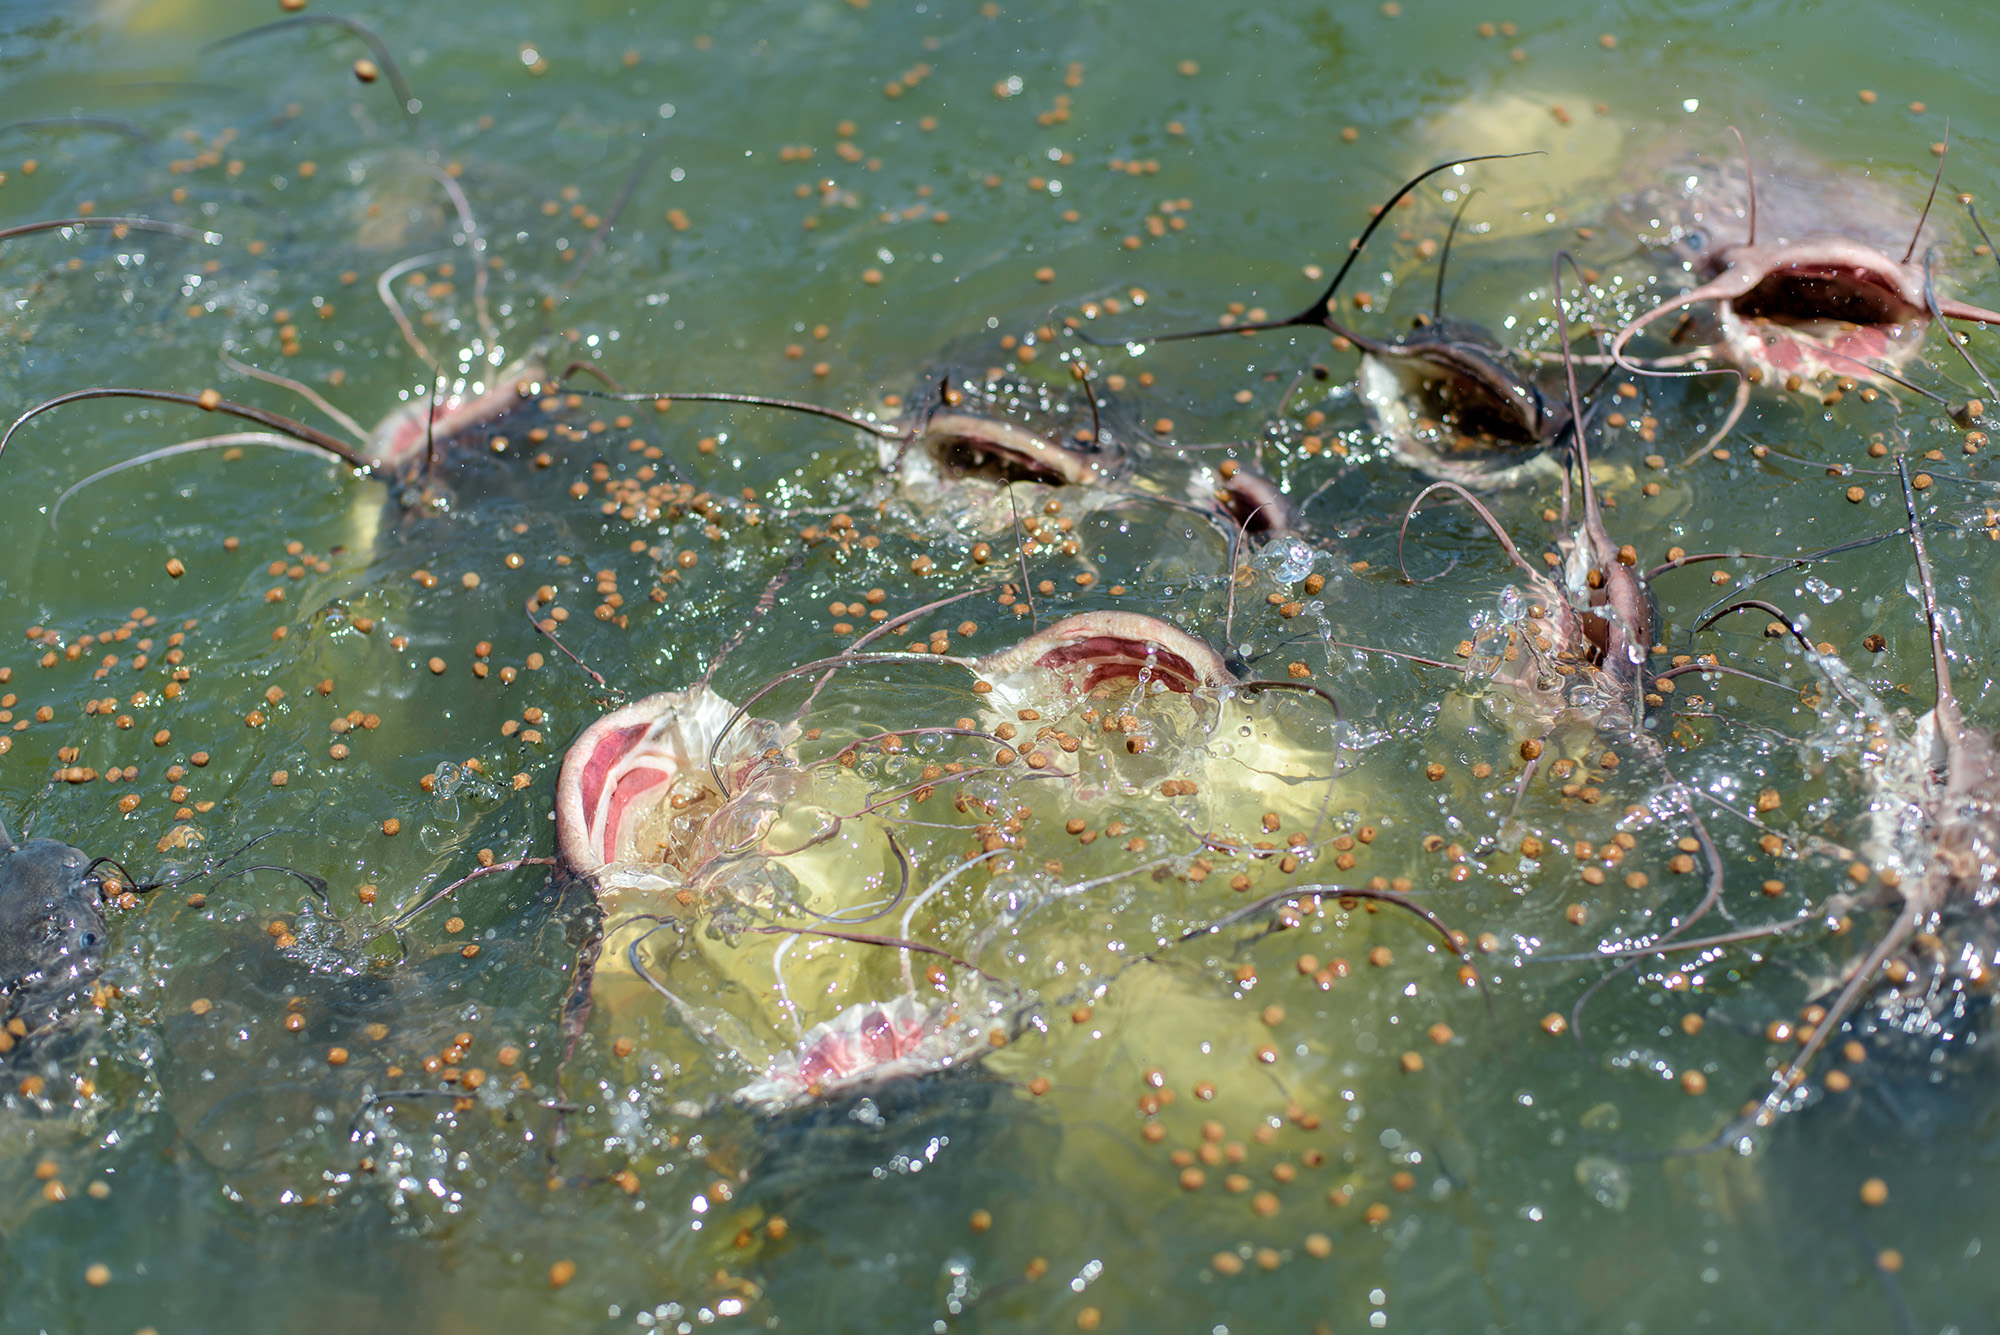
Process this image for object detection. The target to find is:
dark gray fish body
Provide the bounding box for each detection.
[0,834,106,1046]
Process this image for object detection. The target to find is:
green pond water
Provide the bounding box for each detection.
[2,0,1999,1331]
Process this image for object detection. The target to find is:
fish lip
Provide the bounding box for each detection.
[1361,344,1555,447]
[1200,466,1298,537]
[1716,239,1931,329]
[735,994,985,1112]
[976,611,1233,695]
[1670,238,2000,382]
[554,687,743,878]
[915,411,1116,488]
[364,348,550,474]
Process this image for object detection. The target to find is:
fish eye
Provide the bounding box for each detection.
[1683,228,1708,252]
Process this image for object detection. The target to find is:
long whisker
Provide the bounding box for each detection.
[561,133,670,297]
[50,434,348,529]
[423,366,448,475]
[376,249,454,371]
[421,162,495,347]
[1126,153,1541,345]
[740,923,1006,985]
[1966,201,2000,283]
[206,15,421,125]
[1649,547,1802,578]
[1321,639,1466,672]
[1070,352,1103,448]
[793,828,912,927]
[1433,187,1481,322]
[1903,120,1949,266]
[1676,377,1752,466]
[524,593,609,689]
[388,857,557,928]
[1006,485,1038,631]
[1679,525,1915,613]
[1399,479,1539,583]
[1652,661,1793,693]
[1747,902,1923,1145]
[704,651,977,795]
[698,551,805,692]
[1534,916,1811,962]
[1221,507,1248,648]
[1923,250,2000,403]
[556,362,624,393]
[0,387,370,469]
[1552,252,1607,547]
[1570,786,1727,1053]
[1693,598,1819,659]
[0,216,220,246]
[898,848,1008,991]
[844,586,993,656]
[1172,883,1467,960]
[768,933,806,1040]
[1899,453,1960,740]
[219,349,370,443]
[1813,346,1951,406]
[1729,125,1757,249]
[570,387,905,439]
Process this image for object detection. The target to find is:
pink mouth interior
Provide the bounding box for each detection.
[578,722,678,867]
[1037,636,1200,693]
[379,395,473,465]
[796,1004,928,1087]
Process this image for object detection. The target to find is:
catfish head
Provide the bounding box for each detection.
[1611,138,2000,394]
[975,610,1234,701]
[1351,314,1569,487]
[878,371,1132,535]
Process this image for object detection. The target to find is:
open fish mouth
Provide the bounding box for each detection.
[976,611,1232,696]
[1360,352,1559,482]
[366,347,551,477]
[1729,254,1925,328]
[1192,464,1298,537]
[559,688,1005,1113]
[554,686,770,880]
[734,994,991,1113]
[917,412,1111,488]
[1613,170,2000,392]
[1365,320,1560,447]
[1709,244,1947,386]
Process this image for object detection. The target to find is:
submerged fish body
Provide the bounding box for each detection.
[1851,708,2000,1037]
[0,830,106,1061]
[555,612,1350,1113]
[1459,509,1657,746]
[557,686,1009,1113]
[974,611,1347,834]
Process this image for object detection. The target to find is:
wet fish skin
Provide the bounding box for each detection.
[0,835,107,1041]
